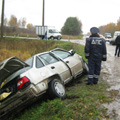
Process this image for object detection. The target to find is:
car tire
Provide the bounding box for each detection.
[57,36,61,40]
[48,79,66,99]
[82,59,89,74]
[51,36,54,40]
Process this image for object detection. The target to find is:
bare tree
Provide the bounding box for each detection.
[4,17,8,26]
[116,17,120,31]
[21,18,26,28]
[27,23,34,30]
[8,15,18,28]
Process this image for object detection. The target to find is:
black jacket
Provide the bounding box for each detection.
[115,35,120,45]
[85,34,107,61]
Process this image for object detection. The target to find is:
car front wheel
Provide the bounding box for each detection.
[57,36,61,40]
[48,79,66,99]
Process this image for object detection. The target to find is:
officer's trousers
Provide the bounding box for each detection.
[88,58,102,84]
[115,45,120,57]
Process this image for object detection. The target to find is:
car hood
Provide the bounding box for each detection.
[0,56,29,86]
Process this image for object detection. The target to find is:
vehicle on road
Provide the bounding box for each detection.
[85,32,90,40]
[104,32,112,42]
[0,48,88,119]
[109,31,120,45]
[104,32,112,39]
[36,26,62,40]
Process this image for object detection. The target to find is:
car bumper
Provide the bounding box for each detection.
[0,81,48,118]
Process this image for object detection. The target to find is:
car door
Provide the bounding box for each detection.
[38,53,72,84]
[51,49,83,77]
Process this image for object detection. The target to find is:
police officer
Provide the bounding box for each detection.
[114,35,120,57]
[85,27,107,85]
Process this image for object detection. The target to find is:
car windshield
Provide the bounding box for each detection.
[114,33,120,37]
[117,33,120,36]
[52,50,71,59]
[49,29,59,33]
[106,33,111,35]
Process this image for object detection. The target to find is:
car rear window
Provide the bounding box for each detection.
[25,57,33,67]
[36,57,44,68]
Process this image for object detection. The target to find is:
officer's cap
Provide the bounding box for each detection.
[90,27,99,34]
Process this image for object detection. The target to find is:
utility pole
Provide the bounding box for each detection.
[42,0,45,26]
[1,0,5,40]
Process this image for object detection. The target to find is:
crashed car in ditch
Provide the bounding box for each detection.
[0,48,88,118]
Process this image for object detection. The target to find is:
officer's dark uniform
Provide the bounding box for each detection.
[85,27,107,85]
[115,35,120,57]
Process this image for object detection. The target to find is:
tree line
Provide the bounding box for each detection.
[61,16,120,36]
[99,17,120,36]
[3,15,35,30]
[0,15,35,37]
[1,14,120,36]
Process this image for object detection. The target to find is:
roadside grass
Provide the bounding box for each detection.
[0,38,74,62]
[62,35,83,40]
[0,38,111,120]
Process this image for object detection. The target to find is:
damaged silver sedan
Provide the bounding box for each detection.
[0,48,88,118]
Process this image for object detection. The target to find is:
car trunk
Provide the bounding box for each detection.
[0,76,19,102]
[0,57,29,102]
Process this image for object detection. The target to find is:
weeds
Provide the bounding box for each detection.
[0,38,75,61]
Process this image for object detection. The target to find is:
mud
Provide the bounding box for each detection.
[100,42,120,120]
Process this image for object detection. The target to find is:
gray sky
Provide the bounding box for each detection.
[0,0,120,33]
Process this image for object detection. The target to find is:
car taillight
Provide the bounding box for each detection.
[17,76,30,90]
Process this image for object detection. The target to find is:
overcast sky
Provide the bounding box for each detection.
[0,0,120,33]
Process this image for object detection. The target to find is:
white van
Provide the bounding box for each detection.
[110,31,120,44]
[36,26,62,40]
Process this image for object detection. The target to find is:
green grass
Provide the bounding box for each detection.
[62,35,83,39]
[0,37,111,120]
[9,77,111,120]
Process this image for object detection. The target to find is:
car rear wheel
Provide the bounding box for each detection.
[51,36,54,40]
[48,79,66,99]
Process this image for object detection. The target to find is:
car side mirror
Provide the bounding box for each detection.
[69,49,75,56]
